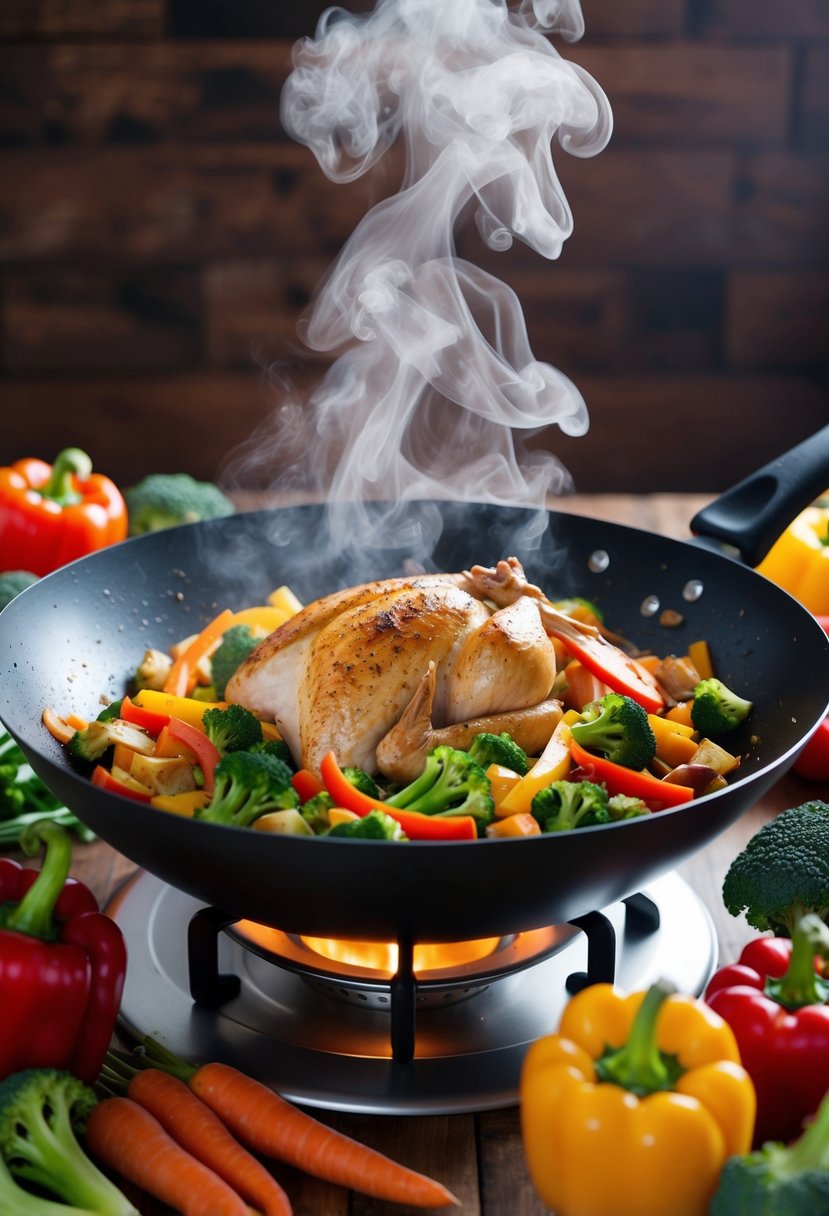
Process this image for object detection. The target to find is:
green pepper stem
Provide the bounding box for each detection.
[594,980,679,1097]
[39,448,93,506]
[766,914,829,1010]
[4,820,73,939]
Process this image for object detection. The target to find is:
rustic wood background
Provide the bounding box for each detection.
[1,0,827,496]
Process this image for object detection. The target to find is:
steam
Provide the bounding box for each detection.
[227,0,611,563]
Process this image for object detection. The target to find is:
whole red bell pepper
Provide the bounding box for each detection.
[0,819,127,1083]
[0,447,127,576]
[705,913,829,1145]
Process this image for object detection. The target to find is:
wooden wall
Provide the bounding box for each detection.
[1,0,827,496]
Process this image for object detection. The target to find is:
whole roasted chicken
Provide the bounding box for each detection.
[227,557,660,780]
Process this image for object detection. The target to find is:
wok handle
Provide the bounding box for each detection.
[689,422,829,567]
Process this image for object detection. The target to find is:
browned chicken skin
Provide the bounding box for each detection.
[226,562,560,777]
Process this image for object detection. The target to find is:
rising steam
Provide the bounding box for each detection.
[227,0,611,561]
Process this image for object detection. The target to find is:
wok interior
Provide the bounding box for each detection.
[0,502,826,939]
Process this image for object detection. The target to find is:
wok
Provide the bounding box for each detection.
[1,428,828,943]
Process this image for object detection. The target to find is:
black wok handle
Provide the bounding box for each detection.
[689,422,829,567]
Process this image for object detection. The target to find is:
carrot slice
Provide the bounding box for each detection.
[163,608,234,697]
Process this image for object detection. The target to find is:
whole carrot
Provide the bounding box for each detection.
[141,1040,459,1209]
[125,1069,292,1216]
[84,1096,256,1216]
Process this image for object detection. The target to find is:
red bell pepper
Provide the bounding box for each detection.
[569,737,694,810]
[0,819,127,1083]
[166,716,221,793]
[292,767,324,802]
[120,693,170,737]
[705,914,829,1145]
[792,716,829,783]
[542,607,665,713]
[0,448,127,576]
[319,751,477,840]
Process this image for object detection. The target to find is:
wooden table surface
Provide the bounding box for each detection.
[46,494,825,1215]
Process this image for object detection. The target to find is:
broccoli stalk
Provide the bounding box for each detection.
[468,731,530,775]
[201,704,263,755]
[0,1069,137,1214]
[210,624,259,701]
[384,745,494,829]
[531,779,611,832]
[691,677,753,736]
[765,914,829,1009]
[196,750,299,828]
[570,693,657,771]
[710,1085,829,1216]
[722,800,829,936]
[124,472,235,536]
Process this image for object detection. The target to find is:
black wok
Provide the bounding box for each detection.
[1,429,828,942]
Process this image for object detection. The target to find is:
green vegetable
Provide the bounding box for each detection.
[691,677,753,737]
[551,596,604,624]
[531,779,611,832]
[0,1068,137,1214]
[195,750,299,828]
[201,704,263,755]
[329,810,407,840]
[210,624,259,700]
[722,800,829,936]
[384,745,494,830]
[570,692,657,772]
[607,793,650,820]
[300,790,335,834]
[124,473,235,536]
[340,766,380,799]
[252,737,296,771]
[67,718,152,766]
[468,731,530,775]
[710,1085,829,1216]
[0,571,38,612]
[0,728,94,846]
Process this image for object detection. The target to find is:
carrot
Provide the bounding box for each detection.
[84,1096,256,1216]
[42,706,76,743]
[141,1041,459,1209]
[163,608,234,696]
[125,1069,292,1216]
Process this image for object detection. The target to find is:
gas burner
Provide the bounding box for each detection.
[108,871,717,1116]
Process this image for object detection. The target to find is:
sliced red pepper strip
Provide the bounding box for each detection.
[292,768,325,802]
[91,764,153,803]
[546,612,665,714]
[319,751,477,841]
[569,738,694,809]
[120,694,171,737]
[166,717,221,794]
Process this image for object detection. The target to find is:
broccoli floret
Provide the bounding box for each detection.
[191,684,219,702]
[341,766,380,799]
[570,692,657,771]
[67,718,153,765]
[201,704,263,755]
[0,1068,136,1213]
[95,700,124,722]
[0,571,38,612]
[531,779,611,832]
[691,677,753,736]
[252,737,296,771]
[196,750,299,828]
[607,793,650,820]
[468,731,530,776]
[210,624,259,700]
[722,800,829,936]
[300,790,335,834]
[710,1085,829,1216]
[124,472,235,536]
[329,810,407,840]
[384,745,494,830]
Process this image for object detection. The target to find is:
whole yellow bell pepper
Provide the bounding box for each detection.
[520,980,755,1216]
[755,496,829,614]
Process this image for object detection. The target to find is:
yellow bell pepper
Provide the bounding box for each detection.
[755,496,829,614]
[520,980,755,1216]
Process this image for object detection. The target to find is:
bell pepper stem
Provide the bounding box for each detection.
[3,820,73,939]
[766,914,829,1010]
[39,447,93,506]
[594,979,680,1096]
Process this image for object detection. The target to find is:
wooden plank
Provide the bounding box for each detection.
[726,271,829,369]
[1,267,202,371]
[0,0,163,38]
[477,1107,546,1214]
[0,42,291,147]
[691,0,829,38]
[571,42,791,146]
[1,371,824,494]
[578,0,685,36]
[800,47,829,149]
[167,0,374,38]
[731,152,829,264]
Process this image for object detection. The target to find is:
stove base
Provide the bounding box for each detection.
[108,870,717,1116]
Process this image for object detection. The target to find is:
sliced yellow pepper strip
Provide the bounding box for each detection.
[755,499,829,614]
[132,688,227,730]
[496,710,579,817]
